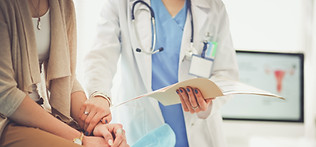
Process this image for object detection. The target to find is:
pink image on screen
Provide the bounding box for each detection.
[265,64,296,93]
[274,70,285,93]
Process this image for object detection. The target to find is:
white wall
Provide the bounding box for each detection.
[73,0,105,86]
[222,0,305,52]
[74,0,316,146]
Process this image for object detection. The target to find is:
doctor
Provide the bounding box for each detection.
[84,0,238,146]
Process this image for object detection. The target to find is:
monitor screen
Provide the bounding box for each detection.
[221,50,304,122]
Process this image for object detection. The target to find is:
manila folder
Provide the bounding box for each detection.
[113,78,285,107]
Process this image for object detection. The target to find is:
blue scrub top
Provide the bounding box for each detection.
[151,0,189,147]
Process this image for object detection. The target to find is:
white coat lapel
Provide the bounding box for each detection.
[179,0,211,63]
[128,0,153,92]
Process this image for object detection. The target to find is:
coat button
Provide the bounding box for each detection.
[191,123,194,126]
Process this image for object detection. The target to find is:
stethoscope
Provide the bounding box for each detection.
[131,0,195,55]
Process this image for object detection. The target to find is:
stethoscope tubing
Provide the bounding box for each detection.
[131,0,194,54]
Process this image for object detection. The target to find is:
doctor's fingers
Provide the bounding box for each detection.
[80,105,90,123]
[178,87,195,113]
[79,104,86,119]
[206,98,214,106]
[185,86,201,113]
[193,88,208,111]
[101,114,112,124]
[85,113,112,135]
[82,103,112,128]
[84,110,97,133]
[176,89,189,112]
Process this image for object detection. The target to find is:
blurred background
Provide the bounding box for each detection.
[73,0,316,146]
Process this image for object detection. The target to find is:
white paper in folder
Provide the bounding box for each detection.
[111,77,285,108]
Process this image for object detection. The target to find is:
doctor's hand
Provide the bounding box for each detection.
[79,96,112,135]
[176,86,214,113]
[93,123,129,147]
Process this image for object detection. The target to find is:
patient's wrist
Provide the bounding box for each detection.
[73,132,84,145]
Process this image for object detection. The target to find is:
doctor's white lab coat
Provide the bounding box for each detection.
[84,0,239,146]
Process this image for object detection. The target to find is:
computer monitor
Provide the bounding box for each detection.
[221,50,304,122]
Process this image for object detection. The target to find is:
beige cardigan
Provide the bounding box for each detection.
[0,0,83,136]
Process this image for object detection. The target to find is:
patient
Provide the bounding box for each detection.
[0,0,128,146]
